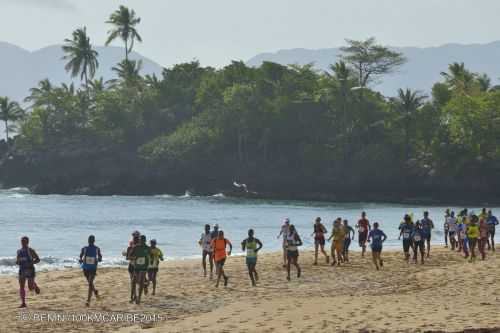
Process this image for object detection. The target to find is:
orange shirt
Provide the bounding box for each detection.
[211,238,231,262]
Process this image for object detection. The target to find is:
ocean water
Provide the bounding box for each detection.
[1,188,496,275]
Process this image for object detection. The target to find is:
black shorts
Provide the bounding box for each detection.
[403,239,411,252]
[19,268,35,279]
[215,258,226,268]
[359,232,368,244]
[371,245,382,253]
[287,250,299,259]
[83,269,97,279]
[414,241,425,253]
[488,228,496,236]
[128,264,134,274]
[202,250,212,257]
[423,233,431,241]
[315,237,325,246]
[147,267,159,273]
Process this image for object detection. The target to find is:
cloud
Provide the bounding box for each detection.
[0,0,77,10]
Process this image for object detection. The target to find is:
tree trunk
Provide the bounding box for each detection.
[4,120,9,143]
[125,39,129,61]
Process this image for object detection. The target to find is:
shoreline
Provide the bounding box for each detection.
[2,248,500,332]
[3,187,500,207]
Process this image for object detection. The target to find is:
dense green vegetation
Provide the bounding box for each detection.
[1,6,499,202]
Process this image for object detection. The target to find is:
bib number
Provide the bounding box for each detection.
[403,232,410,239]
[414,235,421,242]
[85,257,96,265]
[136,257,146,265]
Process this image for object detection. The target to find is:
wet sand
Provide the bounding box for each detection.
[2,247,500,333]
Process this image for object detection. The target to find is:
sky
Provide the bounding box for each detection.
[1,0,500,68]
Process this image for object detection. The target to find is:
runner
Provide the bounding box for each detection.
[398,215,414,263]
[466,216,479,262]
[16,236,41,308]
[420,211,434,258]
[487,210,499,251]
[277,218,290,267]
[148,239,164,296]
[367,222,387,270]
[411,222,425,264]
[130,235,150,304]
[479,217,489,260]
[211,224,220,239]
[447,211,457,250]
[125,231,140,282]
[311,217,329,265]
[457,218,468,257]
[211,230,232,288]
[328,218,346,266]
[356,212,371,257]
[285,225,302,281]
[125,232,140,303]
[343,219,355,263]
[241,229,263,286]
[79,235,102,306]
[199,224,214,278]
[444,209,450,248]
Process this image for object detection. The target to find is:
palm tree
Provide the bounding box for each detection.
[62,27,99,90]
[110,59,143,86]
[440,62,476,94]
[395,88,427,159]
[476,73,491,92]
[105,6,142,61]
[25,79,53,108]
[0,97,24,142]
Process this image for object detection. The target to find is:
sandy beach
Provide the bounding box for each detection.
[2,247,500,333]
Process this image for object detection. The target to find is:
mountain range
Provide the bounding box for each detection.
[0,42,163,102]
[248,41,500,96]
[1,41,500,102]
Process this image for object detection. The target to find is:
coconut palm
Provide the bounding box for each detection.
[110,59,143,86]
[0,97,24,142]
[440,62,476,94]
[395,88,427,159]
[62,27,99,90]
[25,79,53,108]
[105,6,142,61]
[476,73,491,92]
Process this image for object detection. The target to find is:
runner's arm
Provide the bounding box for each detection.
[79,247,84,263]
[97,247,103,262]
[296,235,303,247]
[16,250,20,266]
[227,240,233,255]
[256,239,263,252]
[31,249,40,264]
[241,239,246,251]
[382,232,387,242]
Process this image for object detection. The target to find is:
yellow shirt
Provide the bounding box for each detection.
[467,225,479,239]
[332,226,346,242]
[148,247,164,269]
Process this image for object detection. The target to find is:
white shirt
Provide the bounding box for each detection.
[200,233,212,252]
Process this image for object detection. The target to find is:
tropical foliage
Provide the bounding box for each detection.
[0,9,499,201]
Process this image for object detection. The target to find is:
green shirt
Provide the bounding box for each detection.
[132,245,150,271]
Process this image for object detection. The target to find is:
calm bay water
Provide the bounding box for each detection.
[1,188,495,275]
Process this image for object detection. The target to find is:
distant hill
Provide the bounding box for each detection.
[247,41,500,96]
[0,42,163,102]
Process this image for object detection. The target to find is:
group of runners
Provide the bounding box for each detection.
[443,208,499,261]
[14,208,498,308]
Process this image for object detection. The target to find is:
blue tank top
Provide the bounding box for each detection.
[81,245,99,270]
[18,248,34,270]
